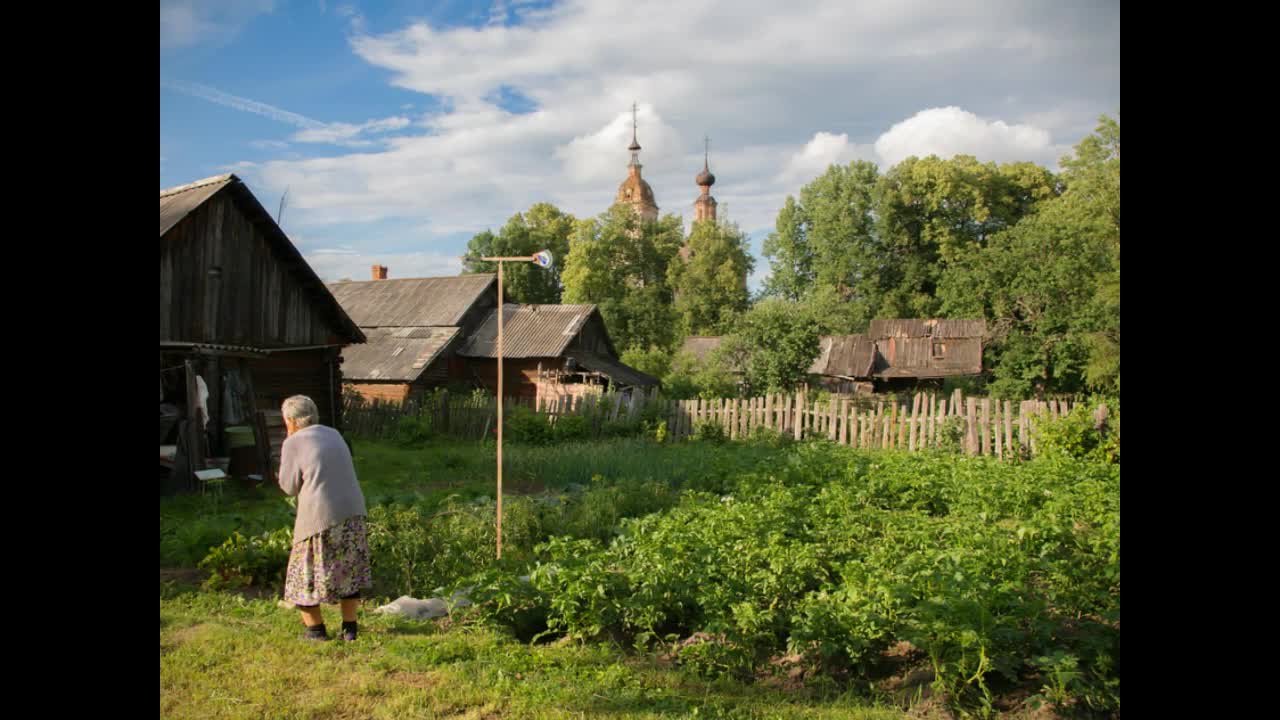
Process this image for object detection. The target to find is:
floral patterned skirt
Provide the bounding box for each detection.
[283,515,372,606]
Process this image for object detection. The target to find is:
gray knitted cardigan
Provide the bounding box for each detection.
[277,424,367,544]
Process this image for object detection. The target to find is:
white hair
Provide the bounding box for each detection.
[281,395,319,428]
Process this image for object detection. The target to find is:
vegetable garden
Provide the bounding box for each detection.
[161,403,1119,719]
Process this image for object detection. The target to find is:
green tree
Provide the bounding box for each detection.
[668,218,754,337]
[463,203,575,303]
[939,116,1120,398]
[723,299,821,393]
[561,204,685,353]
[663,347,741,399]
[873,155,1058,318]
[763,161,879,320]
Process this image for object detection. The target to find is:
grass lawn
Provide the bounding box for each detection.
[160,584,905,719]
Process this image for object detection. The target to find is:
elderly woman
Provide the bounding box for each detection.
[277,395,371,641]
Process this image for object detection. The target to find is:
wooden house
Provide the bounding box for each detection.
[160,174,365,489]
[326,272,499,403]
[455,303,660,404]
[330,270,659,403]
[809,319,986,393]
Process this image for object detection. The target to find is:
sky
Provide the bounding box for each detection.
[160,0,1120,290]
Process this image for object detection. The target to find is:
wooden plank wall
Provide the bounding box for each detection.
[161,193,341,347]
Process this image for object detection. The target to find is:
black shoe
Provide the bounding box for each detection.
[302,624,330,642]
[341,621,358,642]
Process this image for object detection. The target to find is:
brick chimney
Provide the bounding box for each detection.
[372,264,388,280]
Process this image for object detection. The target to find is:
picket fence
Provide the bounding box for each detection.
[343,388,1106,459]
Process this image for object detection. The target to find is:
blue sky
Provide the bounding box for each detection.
[160,0,1120,288]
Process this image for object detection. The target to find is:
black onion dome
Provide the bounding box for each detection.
[696,166,715,187]
[628,138,642,151]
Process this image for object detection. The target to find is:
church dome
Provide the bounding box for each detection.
[617,173,657,208]
[696,167,716,187]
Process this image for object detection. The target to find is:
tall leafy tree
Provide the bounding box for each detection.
[873,155,1058,318]
[763,160,879,316]
[462,203,575,303]
[939,116,1120,397]
[668,218,754,337]
[561,204,685,353]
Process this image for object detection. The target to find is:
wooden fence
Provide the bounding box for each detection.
[343,388,1103,459]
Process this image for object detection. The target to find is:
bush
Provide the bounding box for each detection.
[551,414,590,442]
[936,415,967,453]
[392,415,434,447]
[692,418,726,443]
[746,425,790,448]
[198,527,292,590]
[505,405,553,445]
[1035,398,1119,464]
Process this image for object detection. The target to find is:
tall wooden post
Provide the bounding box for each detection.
[496,261,504,559]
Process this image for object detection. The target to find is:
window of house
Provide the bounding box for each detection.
[932,340,947,359]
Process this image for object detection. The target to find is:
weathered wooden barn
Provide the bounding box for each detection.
[456,303,660,403]
[328,269,658,403]
[160,174,365,488]
[326,272,498,402]
[809,319,986,393]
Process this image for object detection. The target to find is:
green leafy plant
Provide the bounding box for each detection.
[197,527,292,590]
[692,418,726,443]
[505,405,553,445]
[392,415,434,447]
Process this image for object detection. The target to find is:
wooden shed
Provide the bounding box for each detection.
[160,174,365,489]
[326,272,499,402]
[455,303,660,402]
[808,319,986,393]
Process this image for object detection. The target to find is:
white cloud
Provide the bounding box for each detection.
[292,116,412,146]
[874,106,1058,168]
[164,80,412,148]
[334,4,366,33]
[779,132,876,183]
[195,0,1116,277]
[160,0,276,50]
[555,103,684,184]
[163,81,324,129]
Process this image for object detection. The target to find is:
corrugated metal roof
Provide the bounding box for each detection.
[868,318,986,339]
[327,275,496,328]
[808,334,876,377]
[160,174,236,236]
[339,326,460,381]
[456,304,596,358]
[567,352,661,387]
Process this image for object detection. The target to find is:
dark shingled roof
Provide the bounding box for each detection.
[457,304,598,359]
[326,275,496,328]
[339,326,461,382]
